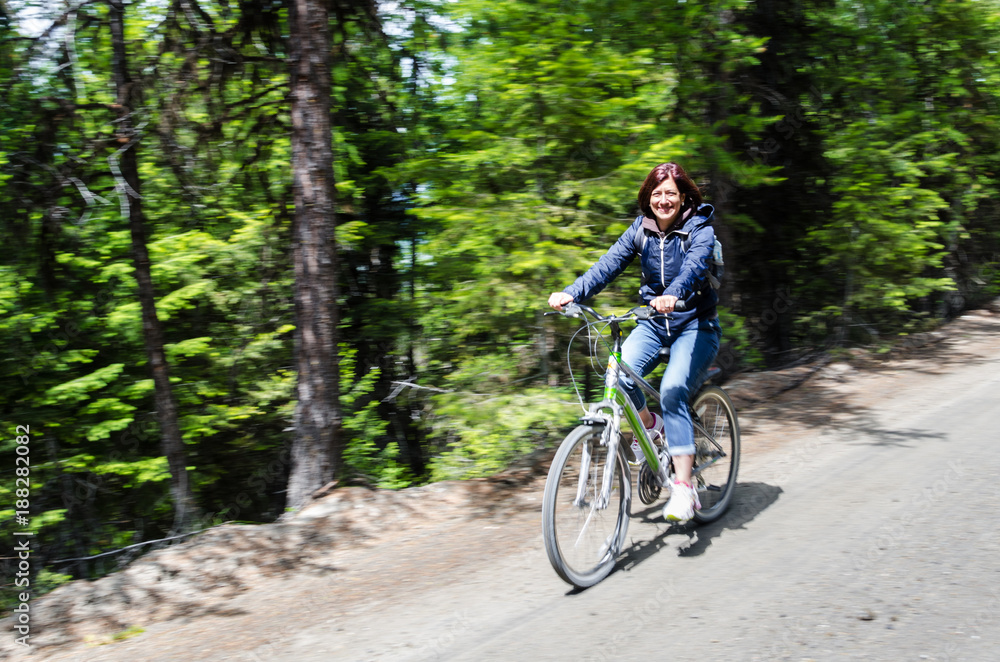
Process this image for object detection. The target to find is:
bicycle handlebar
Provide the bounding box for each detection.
[545,299,687,322]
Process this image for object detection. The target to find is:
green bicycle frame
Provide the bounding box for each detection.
[603,352,661,474]
[561,303,729,516]
[582,316,672,495]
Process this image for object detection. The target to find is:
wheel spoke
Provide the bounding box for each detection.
[542,424,628,588]
[690,386,740,524]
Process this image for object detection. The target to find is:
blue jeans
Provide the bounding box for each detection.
[619,317,722,456]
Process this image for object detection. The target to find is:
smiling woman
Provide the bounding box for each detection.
[637,162,703,232]
[547,161,723,524]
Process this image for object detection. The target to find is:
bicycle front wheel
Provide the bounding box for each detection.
[542,423,630,588]
[691,386,740,524]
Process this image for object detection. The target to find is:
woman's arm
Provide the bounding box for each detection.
[664,223,715,301]
[561,217,643,303]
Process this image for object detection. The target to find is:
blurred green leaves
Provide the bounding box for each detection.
[2,0,1000,602]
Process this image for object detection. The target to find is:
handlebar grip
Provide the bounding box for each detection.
[545,302,583,318]
[634,299,688,318]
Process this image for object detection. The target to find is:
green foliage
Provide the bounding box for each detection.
[2,0,1000,603]
[426,388,576,481]
[108,625,146,643]
[717,306,764,371]
[35,568,74,596]
[806,131,956,332]
[390,0,779,462]
[340,345,412,488]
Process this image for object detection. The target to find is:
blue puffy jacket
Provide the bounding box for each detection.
[562,203,719,331]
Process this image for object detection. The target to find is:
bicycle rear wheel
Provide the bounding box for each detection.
[542,423,630,588]
[690,386,740,524]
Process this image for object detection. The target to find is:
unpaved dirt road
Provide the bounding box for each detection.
[22,308,1000,662]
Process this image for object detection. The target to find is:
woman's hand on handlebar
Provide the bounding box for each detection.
[650,294,678,314]
[548,292,575,311]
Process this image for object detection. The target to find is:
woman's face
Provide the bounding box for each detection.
[649,176,685,228]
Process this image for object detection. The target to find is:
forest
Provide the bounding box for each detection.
[2,0,999,605]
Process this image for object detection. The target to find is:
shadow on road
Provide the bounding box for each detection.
[611,481,783,577]
[727,313,1000,437]
[842,418,946,448]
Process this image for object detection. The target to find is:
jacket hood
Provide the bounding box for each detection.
[640,203,715,236]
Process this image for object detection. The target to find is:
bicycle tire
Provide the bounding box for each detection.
[690,385,740,524]
[542,423,630,588]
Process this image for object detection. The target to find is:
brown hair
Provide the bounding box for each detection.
[637,162,703,219]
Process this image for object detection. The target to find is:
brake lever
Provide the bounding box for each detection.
[632,299,689,319]
[543,302,584,318]
[632,306,655,321]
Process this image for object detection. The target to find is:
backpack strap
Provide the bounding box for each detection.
[632,217,649,303]
[632,214,649,286]
[631,216,647,257]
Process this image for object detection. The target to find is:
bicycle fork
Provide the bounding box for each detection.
[573,411,621,510]
[575,354,668,510]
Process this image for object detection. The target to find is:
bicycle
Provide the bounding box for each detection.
[541,302,741,588]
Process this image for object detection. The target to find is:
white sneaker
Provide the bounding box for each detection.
[663,481,701,523]
[645,412,664,445]
[629,413,665,463]
[628,437,643,464]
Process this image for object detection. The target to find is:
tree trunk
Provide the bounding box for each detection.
[284,0,341,511]
[107,0,195,531]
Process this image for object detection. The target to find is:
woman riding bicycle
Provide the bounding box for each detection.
[547,161,722,524]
